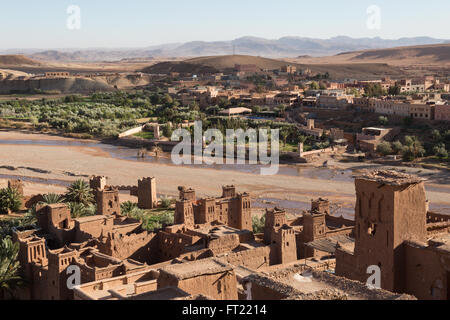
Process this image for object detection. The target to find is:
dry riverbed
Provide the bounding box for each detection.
[0,131,449,217]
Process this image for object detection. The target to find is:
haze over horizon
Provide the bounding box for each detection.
[1,0,449,50]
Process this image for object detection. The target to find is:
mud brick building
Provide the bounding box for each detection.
[335,170,450,300]
[91,176,158,210]
[175,185,252,231]
[158,259,238,300]
[242,266,416,300]
[10,171,450,300]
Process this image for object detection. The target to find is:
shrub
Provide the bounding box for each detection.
[120,201,139,216]
[378,116,389,126]
[160,196,173,209]
[252,215,265,234]
[142,211,174,231]
[392,141,404,155]
[376,142,393,156]
[402,136,425,162]
[433,143,448,160]
[0,188,22,215]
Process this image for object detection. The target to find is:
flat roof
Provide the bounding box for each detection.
[245,268,415,300]
[130,287,190,300]
[356,170,423,186]
[305,235,354,254]
[160,259,233,280]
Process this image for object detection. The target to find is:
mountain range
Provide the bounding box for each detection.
[2,36,449,62]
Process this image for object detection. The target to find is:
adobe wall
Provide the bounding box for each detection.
[78,261,124,283]
[118,125,145,138]
[158,271,238,300]
[111,221,142,235]
[217,246,271,270]
[404,241,450,300]
[325,215,355,227]
[206,234,240,255]
[97,231,158,264]
[243,274,297,300]
[335,248,363,282]
[24,194,44,209]
[158,231,200,262]
[75,216,114,243]
[177,248,215,262]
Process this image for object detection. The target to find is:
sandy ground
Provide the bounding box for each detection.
[0,131,449,216]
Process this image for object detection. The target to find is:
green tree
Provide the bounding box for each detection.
[0,237,24,299]
[162,123,173,139]
[402,136,425,162]
[365,83,385,97]
[160,196,173,209]
[280,127,290,146]
[0,188,22,215]
[64,180,93,205]
[376,142,393,156]
[431,129,441,142]
[252,215,265,234]
[252,105,262,114]
[309,81,319,90]
[433,143,448,160]
[189,101,200,112]
[378,116,389,126]
[388,85,401,95]
[392,141,404,155]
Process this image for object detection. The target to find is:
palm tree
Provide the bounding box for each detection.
[0,187,22,215]
[280,128,290,147]
[120,201,138,216]
[151,144,163,158]
[0,237,24,299]
[67,202,95,218]
[40,193,63,205]
[137,148,147,159]
[65,180,94,205]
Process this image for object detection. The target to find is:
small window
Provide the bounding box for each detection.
[368,223,377,236]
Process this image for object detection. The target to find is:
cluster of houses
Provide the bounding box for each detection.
[161,65,449,122]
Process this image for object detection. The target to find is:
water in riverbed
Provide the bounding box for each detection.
[0,138,355,180]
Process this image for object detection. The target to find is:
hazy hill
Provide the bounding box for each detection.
[143,54,405,80]
[184,55,303,70]
[292,44,450,66]
[7,36,447,62]
[142,55,303,74]
[0,55,41,66]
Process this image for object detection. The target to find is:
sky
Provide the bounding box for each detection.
[1,0,449,49]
